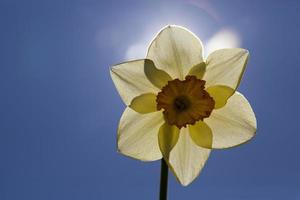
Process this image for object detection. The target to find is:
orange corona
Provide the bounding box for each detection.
[156,76,215,129]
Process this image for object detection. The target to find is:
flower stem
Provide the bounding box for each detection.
[159,158,169,200]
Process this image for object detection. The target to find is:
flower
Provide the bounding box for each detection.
[110,25,257,186]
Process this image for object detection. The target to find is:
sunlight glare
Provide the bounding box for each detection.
[205,29,241,57]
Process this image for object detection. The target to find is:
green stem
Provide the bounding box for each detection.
[159,159,169,200]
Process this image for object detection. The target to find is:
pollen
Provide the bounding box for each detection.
[156,76,215,129]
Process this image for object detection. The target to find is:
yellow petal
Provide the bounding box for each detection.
[187,62,206,79]
[147,25,204,80]
[117,108,164,161]
[158,123,180,160]
[189,121,213,149]
[168,128,211,186]
[129,93,157,114]
[203,48,249,90]
[110,59,159,105]
[144,59,172,89]
[206,85,235,109]
[204,92,257,149]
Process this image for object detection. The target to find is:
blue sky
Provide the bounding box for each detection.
[1,0,300,199]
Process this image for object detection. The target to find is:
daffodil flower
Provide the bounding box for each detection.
[110,25,257,186]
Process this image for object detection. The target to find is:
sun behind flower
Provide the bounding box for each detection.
[110,25,257,186]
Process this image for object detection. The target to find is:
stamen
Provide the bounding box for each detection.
[174,96,190,112]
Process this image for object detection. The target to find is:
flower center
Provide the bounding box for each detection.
[173,96,190,112]
[156,76,215,129]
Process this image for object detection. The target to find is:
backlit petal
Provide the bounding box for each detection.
[204,92,257,149]
[188,62,206,79]
[158,123,180,159]
[129,93,157,114]
[203,48,249,90]
[117,108,164,161]
[189,121,213,149]
[206,85,235,109]
[144,59,172,89]
[147,25,204,80]
[110,59,159,105]
[168,128,211,186]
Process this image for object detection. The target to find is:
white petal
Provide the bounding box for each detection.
[168,127,211,186]
[204,48,249,89]
[110,59,159,105]
[204,92,257,149]
[117,108,164,161]
[147,25,204,80]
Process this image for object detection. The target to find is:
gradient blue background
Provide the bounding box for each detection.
[1,0,299,199]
